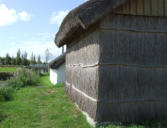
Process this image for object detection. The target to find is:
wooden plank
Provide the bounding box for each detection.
[130,0,137,15]
[100,15,167,33]
[123,0,130,14]
[152,0,158,16]
[165,0,167,16]
[115,5,124,14]
[137,0,144,15]
[100,29,167,66]
[144,0,151,16]
[158,0,164,16]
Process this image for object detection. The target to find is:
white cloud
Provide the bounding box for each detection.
[19,11,32,21]
[0,4,32,27]
[50,10,69,26]
[0,4,17,26]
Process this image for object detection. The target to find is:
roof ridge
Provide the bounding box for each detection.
[55,0,129,47]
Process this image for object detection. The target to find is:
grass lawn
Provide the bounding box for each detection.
[0,67,18,73]
[0,75,167,128]
[0,75,91,128]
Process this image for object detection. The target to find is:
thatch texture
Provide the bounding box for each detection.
[65,29,100,121]
[54,0,167,125]
[49,54,65,69]
[64,12,167,124]
[55,0,167,47]
[55,0,128,47]
[114,0,167,17]
[95,14,167,122]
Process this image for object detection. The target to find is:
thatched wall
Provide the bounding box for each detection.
[114,0,167,17]
[66,29,100,119]
[65,12,167,124]
[54,0,167,125]
[95,14,167,122]
[99,14,167,65]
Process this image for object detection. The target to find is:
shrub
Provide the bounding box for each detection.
[0,110,6,122]
[0,72,13,81]
[0,86,14,102]
[7,68,39,89]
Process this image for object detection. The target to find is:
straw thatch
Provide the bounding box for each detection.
[55,0,128,47]
[54,0,167,126]
[49,54,66,69]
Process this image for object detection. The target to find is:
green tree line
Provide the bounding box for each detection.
[0,49,42,66]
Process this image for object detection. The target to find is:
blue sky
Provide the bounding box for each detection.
[0,0,86,61]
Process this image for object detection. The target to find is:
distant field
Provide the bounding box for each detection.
[0,67,18,73]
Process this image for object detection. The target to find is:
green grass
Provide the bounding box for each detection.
[0,75,91,128]
[0,75,167,128]
[0,67,18,73]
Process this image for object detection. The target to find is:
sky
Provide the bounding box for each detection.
[0,0,86,61]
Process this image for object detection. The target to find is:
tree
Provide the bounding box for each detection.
[45,48,52,63]
[0,57,5,65]
[0,57,3,64]
[11,56,16,65]
[33,56,37,64]
[16,49,21,65]
[5,53,11,65]
[22,51,28,65]
[30,53,34,64]
[37,55,42,64]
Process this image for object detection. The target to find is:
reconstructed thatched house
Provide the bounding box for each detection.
[29,64,46,74]
[55,0,167,126]
[49,54,65,85]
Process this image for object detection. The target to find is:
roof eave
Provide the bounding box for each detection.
[55,0,128,47]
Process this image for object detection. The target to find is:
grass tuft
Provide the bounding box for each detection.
[0,86,14,102]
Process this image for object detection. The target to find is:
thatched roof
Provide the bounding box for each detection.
[55,0,128,47]
[49,54,65,69]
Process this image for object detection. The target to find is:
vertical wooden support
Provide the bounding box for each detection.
[114,0,166,17]
[152,0,158,16]
[130,0,137,15]
[165,0,167,16]
[144,0,151,16]
[123,0,130,14]
[115,6,123,14]
[137,0,144,15]
[158,0,164,16]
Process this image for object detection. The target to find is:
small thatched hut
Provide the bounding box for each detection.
[55,0,167,126]
[29,64,46,74]
[49,54,65,85]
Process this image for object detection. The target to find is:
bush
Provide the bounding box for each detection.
[0,86,14,102]
[0,110,6,122]
[0,68,39,102]
[0,72,13,81]
[7,68,39,89]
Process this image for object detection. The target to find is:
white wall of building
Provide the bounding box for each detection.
[50,63,65,85]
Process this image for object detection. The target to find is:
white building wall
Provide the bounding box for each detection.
[50,63,65,85]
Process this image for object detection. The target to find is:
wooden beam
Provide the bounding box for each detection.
[144,0,151,16]
[130,0,137,15]
[114,6,123,14]
[165,0,167,16]
[137,0,144,15]
[123,0,130,14]
[152,0,158,16]
[158,0,164,16]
